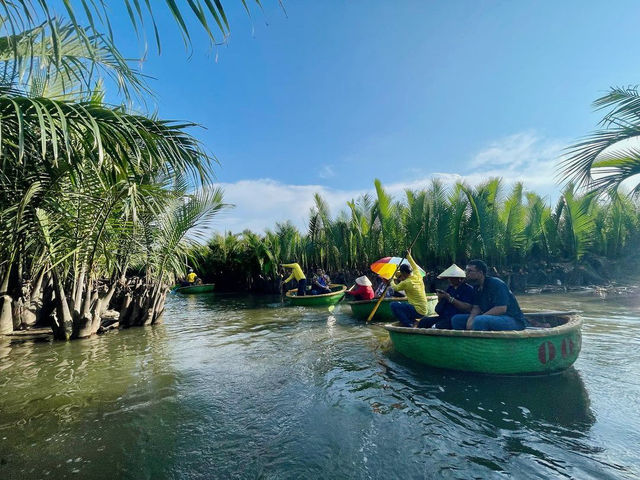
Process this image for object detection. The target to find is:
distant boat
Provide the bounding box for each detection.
[285,284,346,306]
[175,283,215,294]
[347,294,438,322]
[385,311,582,375]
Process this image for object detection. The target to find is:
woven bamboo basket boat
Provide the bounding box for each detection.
[348,294,438,322]
[285,284,347,306]
[175,283,215,294]
[385,311,582,375]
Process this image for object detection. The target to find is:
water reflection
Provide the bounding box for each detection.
[382,355,594,429]
[0,292,639,479]
[0,326,185,479]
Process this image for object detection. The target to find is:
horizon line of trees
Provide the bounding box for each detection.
[190,178,640,292]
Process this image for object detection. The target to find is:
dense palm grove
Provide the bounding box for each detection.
[0,1,242,338]
[192,178,640,292]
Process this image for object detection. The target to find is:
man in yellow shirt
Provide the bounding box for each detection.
[180,268,198,287]
[389,250,428,327]
[281,262,307,296]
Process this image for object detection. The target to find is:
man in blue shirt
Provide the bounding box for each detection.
[451,260,526,331]
[418,264,473,329]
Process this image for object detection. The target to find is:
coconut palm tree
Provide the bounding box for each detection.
[561,87,640,197]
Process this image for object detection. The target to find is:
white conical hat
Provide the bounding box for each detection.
[437,264,466,279]
[355,275,372,286]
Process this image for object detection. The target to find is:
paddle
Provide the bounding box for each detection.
[366,224,425,323]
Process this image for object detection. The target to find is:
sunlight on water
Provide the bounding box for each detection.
[0,291,639,479]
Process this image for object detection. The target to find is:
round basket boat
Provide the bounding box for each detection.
[384,311,582,375]
[285,284,347,306]
[175,283,215,294]
[348,294,438,322]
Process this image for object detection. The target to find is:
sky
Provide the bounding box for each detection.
[79,1,640,233]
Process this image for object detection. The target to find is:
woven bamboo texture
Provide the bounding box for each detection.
[285,284,347,306]
[385,313,582,375]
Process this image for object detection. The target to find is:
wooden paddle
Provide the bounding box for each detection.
[366,224,425,323]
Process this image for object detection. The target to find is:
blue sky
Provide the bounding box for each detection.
[101,1,640,232]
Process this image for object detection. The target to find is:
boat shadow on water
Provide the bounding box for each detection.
[377,348,595,433]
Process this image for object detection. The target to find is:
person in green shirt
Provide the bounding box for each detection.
[281,262,307,296]
[389,250,428,327]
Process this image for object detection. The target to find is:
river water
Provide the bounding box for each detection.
[0,291,639,479]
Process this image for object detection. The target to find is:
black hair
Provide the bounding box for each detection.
[399,263,412,274]
[467,259,488,276]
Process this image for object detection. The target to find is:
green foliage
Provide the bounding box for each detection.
[561,86,640,197]
[193,179,640,291]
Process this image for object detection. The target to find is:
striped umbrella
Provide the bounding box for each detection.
[370,257,426,280]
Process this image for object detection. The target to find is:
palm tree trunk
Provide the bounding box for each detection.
[51,268,73,340]
[0,266,13,334]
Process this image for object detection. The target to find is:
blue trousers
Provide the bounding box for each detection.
[451,314,525,331]
[297,279,307,296]
[390,302,421,327]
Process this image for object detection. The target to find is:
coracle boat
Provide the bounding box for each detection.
[175,283,216,294]
[384,311,582,375]
[348,294,438,322]
[285,284,347,306]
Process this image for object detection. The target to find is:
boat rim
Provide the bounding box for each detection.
[176,283,215,290]
[384,311,582,339]
[347,296,408,304]
[285,284,347,298]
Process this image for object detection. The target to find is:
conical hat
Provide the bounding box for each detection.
[355,275,372,286]
[437,264,465,279]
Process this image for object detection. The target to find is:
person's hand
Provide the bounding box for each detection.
[466,316,475,330]
[436,289,447,301]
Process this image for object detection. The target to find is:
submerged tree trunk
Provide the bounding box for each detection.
[21,269,47,328]
[0,264,13,334]
[74,276,95,338]
[51,268,73,340]
[0,293,13,334]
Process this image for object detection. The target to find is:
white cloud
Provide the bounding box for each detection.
[208,131,568,235]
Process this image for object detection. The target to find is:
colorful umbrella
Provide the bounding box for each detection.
[370,257,426,280]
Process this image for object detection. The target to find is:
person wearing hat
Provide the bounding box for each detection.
[389,250,429,327]
[417,263,473,329]
[181,267,199,286]
[345,275,375,301]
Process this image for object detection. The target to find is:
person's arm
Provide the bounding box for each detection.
[406,251,419,272]
[391,277,409,292]
[466,305,481,330]
[283,272,294,283]
[448,294,472,313]
[481,280,509,315]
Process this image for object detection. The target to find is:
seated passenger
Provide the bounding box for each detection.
[345,276,375,301]
[311,268,332,295]
[181,268,198,286]
[418,264,473,329]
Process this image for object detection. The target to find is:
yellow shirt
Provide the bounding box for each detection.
[282,263,306,282]
[186,272,197,283]
[391,253,428,315]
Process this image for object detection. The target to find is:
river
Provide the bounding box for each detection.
[0,291,639,479]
